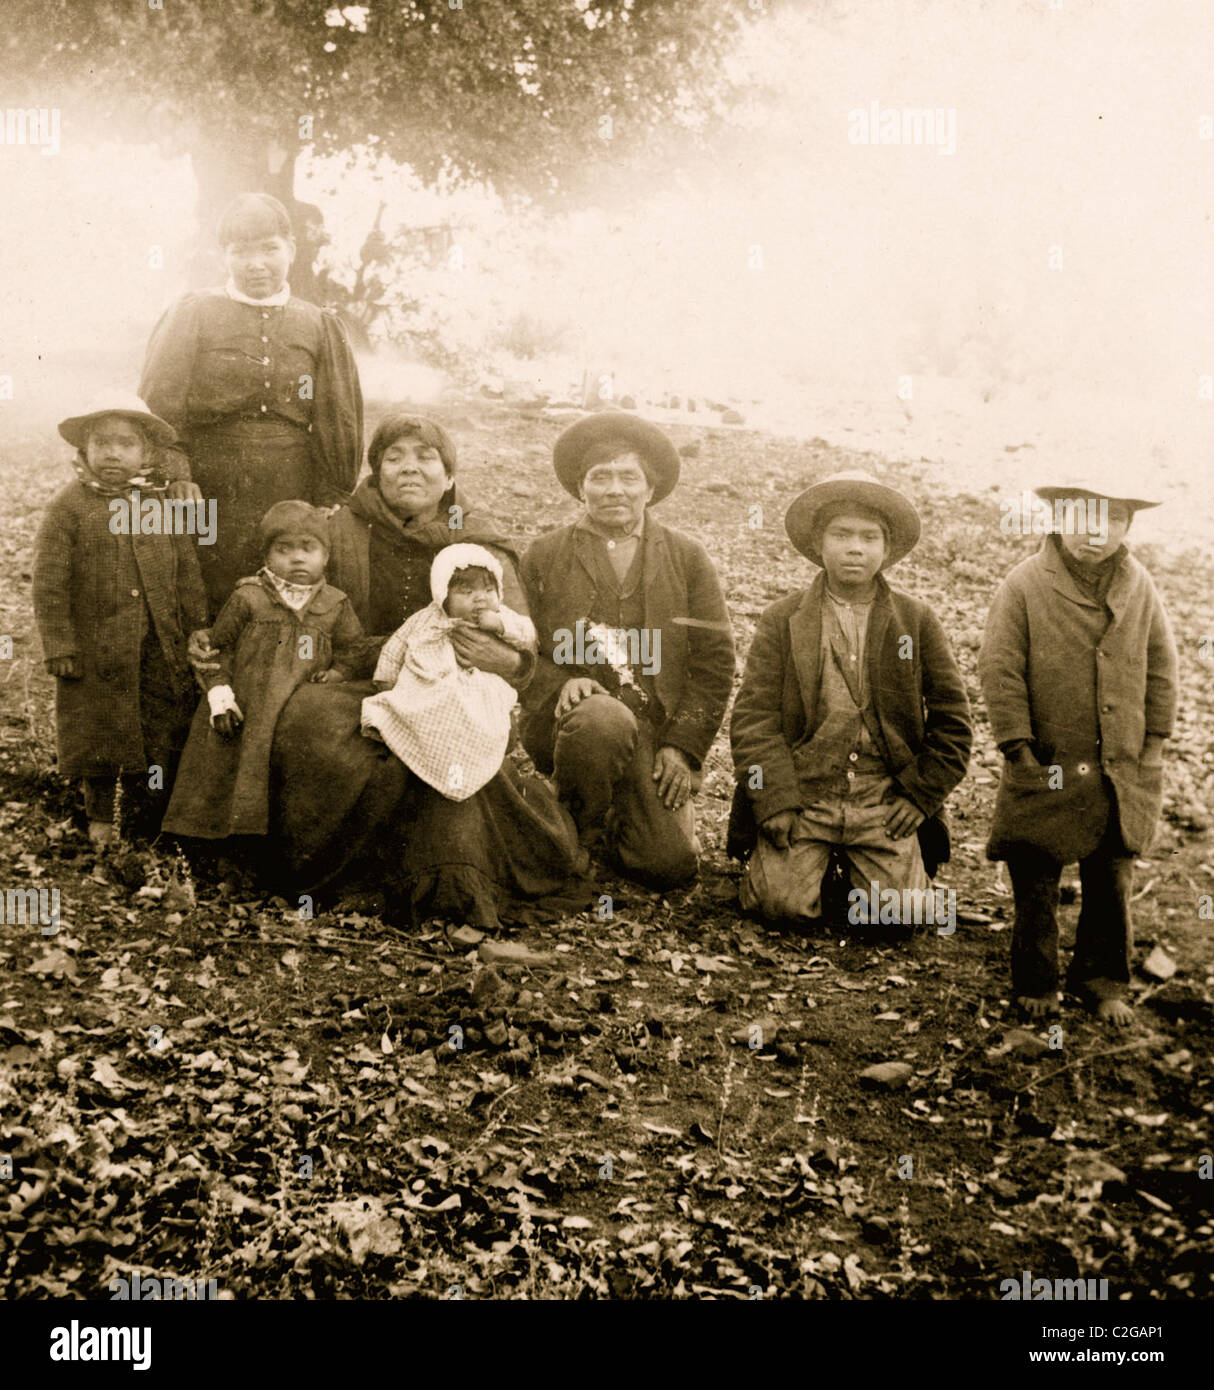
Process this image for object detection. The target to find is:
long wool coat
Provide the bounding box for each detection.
[727,572,972,875]
[979,541,1178,861]
[33,480,208,778]
[162,574,364,838]
[519,516,735,770]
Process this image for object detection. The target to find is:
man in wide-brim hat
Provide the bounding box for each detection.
[519,412,733,889]
[551,409,682,505]
[729,469,972,928]
[980,473,1178,1026]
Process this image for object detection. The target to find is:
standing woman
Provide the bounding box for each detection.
[139,192,363,615]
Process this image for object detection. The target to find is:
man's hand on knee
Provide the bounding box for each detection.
[759,809,799,850]
[555,677,609,721]
[652,745,692,810]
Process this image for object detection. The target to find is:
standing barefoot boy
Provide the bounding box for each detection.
[980,481,1179,1026]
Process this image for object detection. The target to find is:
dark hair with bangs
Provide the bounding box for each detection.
[83,413,156,452]
[446,565,496,593]
[367,411,458,480]
[217,192,294,247]
[810,501,891,549]
[580,440,655,483]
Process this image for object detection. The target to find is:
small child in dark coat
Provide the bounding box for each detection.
[980,481,1179,1027]
[33,396,208,848]
[162,500,364,842]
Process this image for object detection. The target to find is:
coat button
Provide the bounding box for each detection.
[1078,762,1089,774]
[130,588,140,597]
[260,404,268,412]
[263,356,270,365]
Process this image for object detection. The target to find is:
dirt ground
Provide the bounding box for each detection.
[1,398,1211,1300]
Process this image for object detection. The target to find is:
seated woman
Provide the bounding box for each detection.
[228,411,588,927]
[519,412,735,889]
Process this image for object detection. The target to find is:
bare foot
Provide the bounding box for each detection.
[1095,997,1133,1028]
[88,820,115,849]
[1016,993,1060,1019]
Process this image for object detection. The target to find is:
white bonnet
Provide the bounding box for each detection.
[429,542,503,605]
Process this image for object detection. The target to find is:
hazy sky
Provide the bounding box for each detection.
[3,0,1213,451]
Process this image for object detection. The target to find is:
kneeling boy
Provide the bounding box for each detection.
[728,470,972,927]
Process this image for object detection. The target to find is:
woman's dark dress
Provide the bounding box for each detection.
[267,479,589,927]
[139,289,362,615]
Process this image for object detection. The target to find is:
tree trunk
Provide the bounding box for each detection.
[189,131,323,302]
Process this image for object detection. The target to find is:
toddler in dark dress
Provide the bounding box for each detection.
[163,500,363,842]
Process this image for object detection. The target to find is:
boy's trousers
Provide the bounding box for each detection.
[1006,798,1134,1001]
[739,769,927,922]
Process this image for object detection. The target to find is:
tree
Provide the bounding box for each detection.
[2,0,750,293]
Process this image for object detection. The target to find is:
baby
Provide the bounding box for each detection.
[361,543,536,800]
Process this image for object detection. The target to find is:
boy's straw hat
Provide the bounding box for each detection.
[1033,475,1161,512]
[553,409,681,504]
[59,393,176,450]
[785,470,921,568]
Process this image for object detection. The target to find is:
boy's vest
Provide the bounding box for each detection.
[793,600,890,789]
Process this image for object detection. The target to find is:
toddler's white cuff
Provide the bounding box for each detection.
[207,685,242,724]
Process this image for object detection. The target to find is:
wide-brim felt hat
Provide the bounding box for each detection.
[1033,482,1160,512]
[59,393,176,450]
[553,409,681,504]
[785,469,921,568]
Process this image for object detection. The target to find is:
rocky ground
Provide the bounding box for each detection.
[1,398,1211,1299]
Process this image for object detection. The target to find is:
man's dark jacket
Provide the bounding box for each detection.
[519,517,734,771]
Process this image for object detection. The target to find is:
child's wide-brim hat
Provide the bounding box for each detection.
[553,410,681,504]
[59,393,176,450]
[785,470,921,568]
[1033,482,1161,512]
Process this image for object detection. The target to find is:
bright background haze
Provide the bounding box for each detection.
[3,0,1211,543]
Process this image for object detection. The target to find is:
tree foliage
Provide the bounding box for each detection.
[2,0,749,202]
